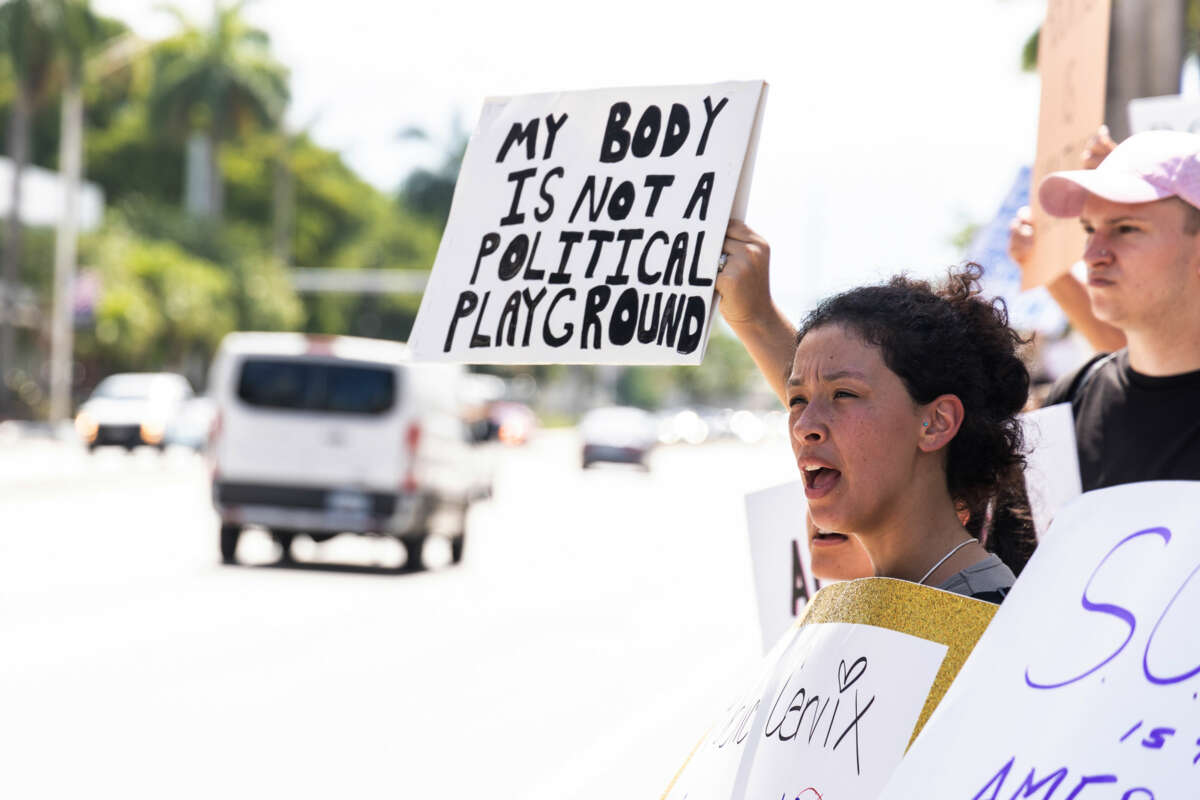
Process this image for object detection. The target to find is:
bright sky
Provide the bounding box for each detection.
[93,0,1047,317]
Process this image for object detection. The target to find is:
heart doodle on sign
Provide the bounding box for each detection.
[837,657,868,694]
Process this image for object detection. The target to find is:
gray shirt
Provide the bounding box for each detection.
[935,553,1015,604]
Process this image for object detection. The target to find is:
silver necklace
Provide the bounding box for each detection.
[917,539,976,586]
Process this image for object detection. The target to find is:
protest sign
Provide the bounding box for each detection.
[967,165,1068,335]
[1025,0,1112,289]
[662,579,997,800]
[879,481,1200,800]
[410,81,767,365]
[1128,93,1200,135]
[745,480,818,652]
[1021,402,1082,539]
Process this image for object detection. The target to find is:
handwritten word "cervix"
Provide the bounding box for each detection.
[762,656,875,776]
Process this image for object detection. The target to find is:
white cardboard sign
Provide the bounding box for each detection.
[664,617,948,800]
[745,480,818,652]
[410,81,766,364]
[879,481,1200,800]
[1021,402,1082,540]
[734,622,948,800]
[1128,94,1200,135]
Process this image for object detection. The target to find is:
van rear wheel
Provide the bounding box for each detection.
[274,531,296,562]
[220,524,241,564]
[400,532,427,571]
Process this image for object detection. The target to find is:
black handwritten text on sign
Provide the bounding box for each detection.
[443,98,726,356]
[412,82,765,365]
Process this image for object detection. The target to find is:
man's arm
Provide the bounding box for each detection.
[1006,125,1126,353]
[716,220,797,406]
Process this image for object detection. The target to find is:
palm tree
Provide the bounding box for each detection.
[0,0,58,409]
[47,0,108,423]
[148,1,289,219]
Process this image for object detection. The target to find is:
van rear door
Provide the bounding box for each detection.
[219,357,405,491]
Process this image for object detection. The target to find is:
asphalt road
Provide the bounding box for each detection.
[0,428,798,799]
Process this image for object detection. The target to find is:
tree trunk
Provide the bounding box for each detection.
[49,79,83,423]
[207,131,223,219]
[1,81,31,413]
[272,150,293,264]
[184,131,213,217]
[1105,0,1188,140]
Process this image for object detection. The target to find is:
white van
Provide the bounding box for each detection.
[207,332,488,568]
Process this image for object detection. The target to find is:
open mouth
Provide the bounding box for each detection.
[802,466,841,498]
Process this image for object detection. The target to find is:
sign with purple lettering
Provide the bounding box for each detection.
[410,81,767,364]
[878,481,1200,800]
[661,579,997,800]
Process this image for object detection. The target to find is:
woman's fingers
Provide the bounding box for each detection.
[716,220,772,324]
[725,218,769,249]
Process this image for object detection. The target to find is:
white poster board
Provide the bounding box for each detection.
[1128,94,1200,135]
[879,481,1200,800]
[662,579,997,800]
[745,480,817,652]
[733,622,948,800]
[410,81,767,364]
[1021,402,1082,539]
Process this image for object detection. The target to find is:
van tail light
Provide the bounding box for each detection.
[209,409,223,449]
[401,421,422,493]
[207,410,223,483]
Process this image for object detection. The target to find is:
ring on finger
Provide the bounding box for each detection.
[717,252,729,272]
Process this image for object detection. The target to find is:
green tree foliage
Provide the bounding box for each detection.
[77,221,237,369]
[146,1,289,217]
[613,329,766,410]
[0,1,444,399]
[397,119,467,230]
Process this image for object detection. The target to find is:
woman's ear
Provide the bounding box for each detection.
[918,394,964,453]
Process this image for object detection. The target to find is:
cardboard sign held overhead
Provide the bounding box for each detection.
[1024,0,1111,290]
[410,81,767,365]
[878,482,1200,800]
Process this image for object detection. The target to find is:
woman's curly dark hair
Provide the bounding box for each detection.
[796,263,1037,574]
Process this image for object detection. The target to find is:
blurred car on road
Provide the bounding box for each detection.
[75,372,194,451]
[207,332,490,569]
[579,405,657,469]
[483,401,537,445]
[164,396,217,452]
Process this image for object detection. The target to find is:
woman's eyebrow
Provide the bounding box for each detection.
[786,368,867,386]
[822,369,867,382]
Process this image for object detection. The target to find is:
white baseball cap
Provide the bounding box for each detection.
[1039,130,1200,218]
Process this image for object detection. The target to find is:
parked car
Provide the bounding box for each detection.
[207,332,490,568]
[579,405,657,469]
[75,372,194,451]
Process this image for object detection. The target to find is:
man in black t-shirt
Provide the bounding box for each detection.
[1037,131,1200,491]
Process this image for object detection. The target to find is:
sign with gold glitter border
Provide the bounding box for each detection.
[661,577,997,800]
